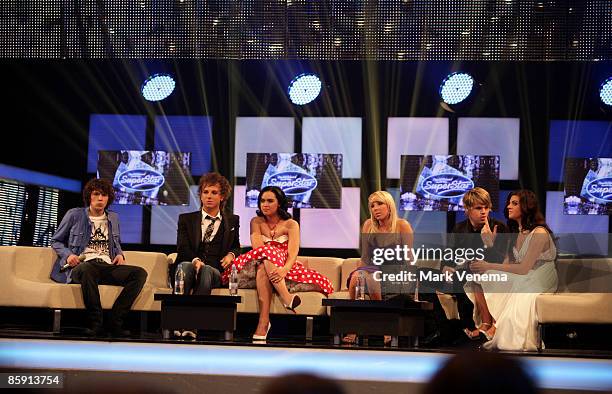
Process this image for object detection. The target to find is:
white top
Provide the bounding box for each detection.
[262,234,289,244]
[83,213,112,264]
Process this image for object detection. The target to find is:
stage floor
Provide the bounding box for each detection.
[1,333,612,393]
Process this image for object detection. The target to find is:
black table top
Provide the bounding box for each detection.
[323,295,432,310]
[154,294,242,304]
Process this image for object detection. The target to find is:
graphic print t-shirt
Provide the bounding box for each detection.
[83,214,112,264]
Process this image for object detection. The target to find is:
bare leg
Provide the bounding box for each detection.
[364,272,382,300]
[348,273,359,299]
[468,284,496,338]
[342,274,360,344]
[263,259,293,306]
[364,272,390,344]
[254,263,272,336]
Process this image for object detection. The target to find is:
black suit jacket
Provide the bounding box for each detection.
[176,209,241,268]
[442,217,509,269]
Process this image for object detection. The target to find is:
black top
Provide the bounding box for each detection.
[442,217,509,268]
[176,209,241,268]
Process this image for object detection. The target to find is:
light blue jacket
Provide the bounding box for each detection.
[50,207,124,283]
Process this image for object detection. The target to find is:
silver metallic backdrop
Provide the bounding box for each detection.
[1,1,611,60]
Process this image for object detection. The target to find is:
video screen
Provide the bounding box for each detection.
[400,155,500,211]
[246,153,343,209]
[97,150,192,206]
[564,158,612,215]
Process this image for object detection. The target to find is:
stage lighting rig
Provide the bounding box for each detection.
[439,72,474,107]
[600,76,612,107]
[141,73,176,102]
[288,73,322,105]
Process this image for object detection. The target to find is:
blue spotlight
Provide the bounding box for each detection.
[288,73,322,105]
[141,73,176,101]
[600,77,612,106]
[439,72,474,105]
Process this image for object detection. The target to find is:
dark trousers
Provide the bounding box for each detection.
[71,259,147,330]
[178,262,221,295]
[419,268,476,343]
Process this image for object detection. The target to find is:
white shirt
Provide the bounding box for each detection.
[201,209,222,242]
[192,210,224,265]
[83,213,112,264]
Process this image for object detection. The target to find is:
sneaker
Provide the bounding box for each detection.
[182,330,197,339]
[110,328,131,338]
[83,326,106,338]
[173,330,183,338]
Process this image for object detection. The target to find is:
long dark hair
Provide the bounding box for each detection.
[256,186,292,220]
[504,190,552,234]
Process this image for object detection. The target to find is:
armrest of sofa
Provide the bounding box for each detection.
[0,247,17,301]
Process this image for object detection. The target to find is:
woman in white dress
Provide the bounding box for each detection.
[470,190,558,351]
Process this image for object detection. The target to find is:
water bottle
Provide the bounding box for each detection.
[174,266,185,295]
[356,271,366,300]
[229,264,238,296]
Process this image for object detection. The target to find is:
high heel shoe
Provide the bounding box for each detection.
[342,333,358,345]
[478,323,495,341]
[463,328,482,341]
[284,295,301,313]
[252,322,271,341]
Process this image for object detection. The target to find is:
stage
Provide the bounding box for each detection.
[1,334,611,393]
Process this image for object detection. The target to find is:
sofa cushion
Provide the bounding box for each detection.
[340,258,360,291]
[536,293,612,324]
[298,256,343,292]
[0,246,171,311]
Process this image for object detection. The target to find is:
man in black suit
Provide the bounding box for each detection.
[176,172,241,298]
[421,187,508,346]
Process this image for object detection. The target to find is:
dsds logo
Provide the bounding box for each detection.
[586,177,612,203]
[421,174,474,198]
[267,171,318,195]
[118,170,165,191]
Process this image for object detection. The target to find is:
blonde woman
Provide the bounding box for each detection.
[342,191,414,345]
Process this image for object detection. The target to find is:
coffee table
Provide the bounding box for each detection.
[322,295,433,347]
[154,294,241,340]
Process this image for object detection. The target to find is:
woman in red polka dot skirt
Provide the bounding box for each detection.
[221,186,334,340]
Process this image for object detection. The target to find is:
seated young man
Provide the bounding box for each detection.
[174,172,241,339]
[420,187,508,345]
[50,178,147,337]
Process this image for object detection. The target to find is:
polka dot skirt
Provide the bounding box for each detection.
[221,241,334,295]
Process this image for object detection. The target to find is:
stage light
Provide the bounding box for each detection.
[439,72,474,105]
[141,73,176,102]
[600,77,612,106]
[288,73,322,105]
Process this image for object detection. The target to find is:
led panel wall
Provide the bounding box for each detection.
[302,117,362,178]
[109,204,143,244]
[387,118,449,179]
[87,114,147,173]
[386,187,447,234]
[150,186,200,245]
[546,191,609,256]
[154,116,212,176]
[232,185,293,248]
[0,180,26,246]
[33,187,59,247]
[457,117,520,180]
[234,117,295,178]
[548,120,612,183]
[300,187,360,249]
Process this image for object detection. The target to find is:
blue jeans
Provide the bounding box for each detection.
[178,262,221,295]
